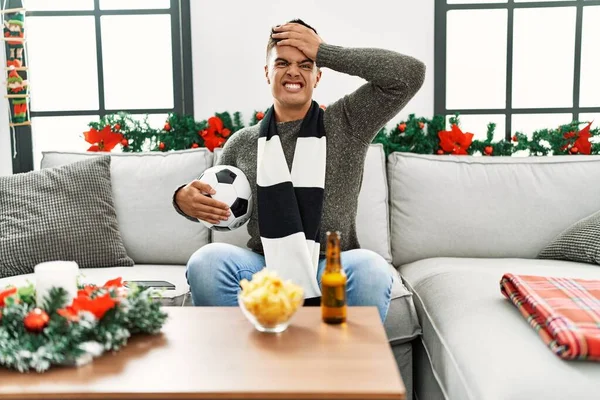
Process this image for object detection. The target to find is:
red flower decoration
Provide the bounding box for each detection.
[562,123,593,155]
[0,287,17,307]
[84,125,124,152]
[200,116,231,152]
[438,124,474,155]
[77,285,96,298]
[103,277,123,289]
[57,306,79,322]
[574,122,592,155]
[71,292,116,320]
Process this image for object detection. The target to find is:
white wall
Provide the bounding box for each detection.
[190,0,434,129]
[0,112,11,176]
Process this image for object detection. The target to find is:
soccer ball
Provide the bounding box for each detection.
[197,165,253,231]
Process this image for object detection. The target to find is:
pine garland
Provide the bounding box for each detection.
[0,279,167,373]
[83,111,599,157]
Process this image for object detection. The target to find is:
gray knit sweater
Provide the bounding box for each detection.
[175,43,425,254]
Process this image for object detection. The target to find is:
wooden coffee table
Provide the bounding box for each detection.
[0,307,405,399]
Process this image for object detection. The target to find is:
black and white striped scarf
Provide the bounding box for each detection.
[257,101,326,298]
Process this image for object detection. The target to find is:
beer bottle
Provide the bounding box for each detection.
[321,231,347,324]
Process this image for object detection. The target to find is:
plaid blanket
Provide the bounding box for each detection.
[500,274,600,361]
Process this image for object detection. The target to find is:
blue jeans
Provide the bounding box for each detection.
[185,243,394,322]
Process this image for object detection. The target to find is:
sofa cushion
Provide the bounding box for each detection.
[0,264,189,307]
[538,208,600,265]
[0,156,133,278]
[41,149,213,265]
[400,257,600,400]
[388,152,600,266]
[385,264,421,345]
[211,144,392,262]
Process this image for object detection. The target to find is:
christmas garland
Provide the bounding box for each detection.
[374,114,600,157]
[0,278,167,373]
[83,111,600,157]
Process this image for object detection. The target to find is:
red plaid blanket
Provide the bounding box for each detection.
[500,274,600,361]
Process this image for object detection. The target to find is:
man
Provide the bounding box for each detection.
[174,19,425,321]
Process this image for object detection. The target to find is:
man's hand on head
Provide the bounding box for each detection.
[271,23,324,62]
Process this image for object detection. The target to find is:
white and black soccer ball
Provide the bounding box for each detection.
[197,165,252,231]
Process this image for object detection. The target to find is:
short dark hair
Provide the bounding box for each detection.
[266,19,318,60]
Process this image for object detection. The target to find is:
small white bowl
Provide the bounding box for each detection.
[238,295,303,333]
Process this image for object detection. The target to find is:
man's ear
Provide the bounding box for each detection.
[264,65,270,85]
[315,69,322,87]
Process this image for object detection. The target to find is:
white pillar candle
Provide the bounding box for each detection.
[34,261,79,307]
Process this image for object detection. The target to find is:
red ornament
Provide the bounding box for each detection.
[159,142,166,151]
[114,123,121,131]
[120,139,128,147]
[512,135,518,142]
[419,122,425,129]
[484,146,493,156]
[398,123,406,132]
[570,146,579,154]
[164,122,171,131]
[24,308,50,333]
[438,124,474,155]
[255,111,265,121]
[437,149,444,155]
[191,143,199,148]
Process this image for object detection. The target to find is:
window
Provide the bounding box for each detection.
[435,0,600,140]
[9,0,193,172]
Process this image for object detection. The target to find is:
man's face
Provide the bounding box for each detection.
[265,45,321,109]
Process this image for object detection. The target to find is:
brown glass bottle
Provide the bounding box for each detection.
[321,231,347,324]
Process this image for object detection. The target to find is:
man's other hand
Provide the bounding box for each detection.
[175,180,230,225]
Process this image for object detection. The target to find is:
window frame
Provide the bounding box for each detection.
[434,0,600,140]
[9,0,193,173]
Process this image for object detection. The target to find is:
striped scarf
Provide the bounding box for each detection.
[256,101,326,298]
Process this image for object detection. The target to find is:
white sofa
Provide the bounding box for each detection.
[390,153,600,400]
[3,145,600,399]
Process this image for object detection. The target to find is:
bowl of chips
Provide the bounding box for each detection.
[238,269,304,333]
